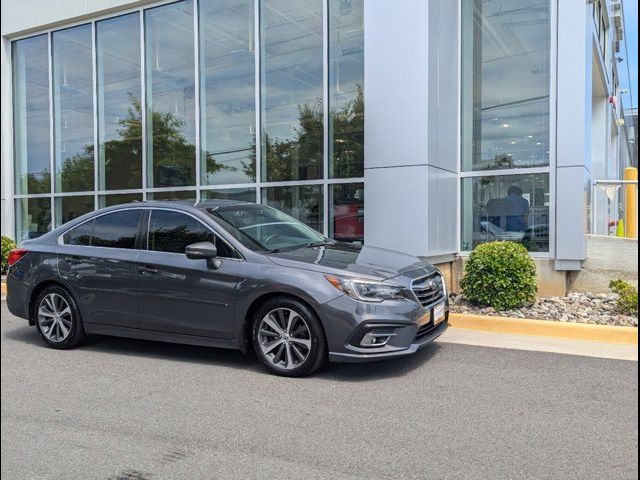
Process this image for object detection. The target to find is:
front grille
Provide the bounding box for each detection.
[411,273,445,309]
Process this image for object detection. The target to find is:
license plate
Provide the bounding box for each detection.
[433,303,446,326]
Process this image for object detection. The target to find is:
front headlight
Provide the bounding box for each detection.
[324,275,406,303]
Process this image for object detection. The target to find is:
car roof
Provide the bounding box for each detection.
[96,199,254,212]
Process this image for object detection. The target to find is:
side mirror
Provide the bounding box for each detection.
[185,242,221,269]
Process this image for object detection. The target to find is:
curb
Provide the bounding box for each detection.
[449,313,638,345]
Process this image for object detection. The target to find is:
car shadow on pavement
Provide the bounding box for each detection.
[317,343,442,382]
[3,325,260,372]
[4,325,441,380]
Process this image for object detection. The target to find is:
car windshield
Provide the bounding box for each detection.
[205,204,327,253]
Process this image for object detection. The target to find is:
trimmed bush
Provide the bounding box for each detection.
[460,241,537,311]
[1,236,17,275]
[609,279,638,316]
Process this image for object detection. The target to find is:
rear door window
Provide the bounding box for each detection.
[91,210,143,249]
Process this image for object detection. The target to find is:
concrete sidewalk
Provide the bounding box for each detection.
[438,327,638,362]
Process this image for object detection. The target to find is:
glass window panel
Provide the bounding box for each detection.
[261,0,323,182]
[13,35,51,195]
[330,183,364,243]
[91,210,143,249]
[53,25,95,192]
[148,210,214,253]
[97,13,142,191]
[145,1,196,188]
[201,188,256,202]
[63,219,94,246]
[55,195,95,226]
[329,0,364,179]
[147,190,196,201]
[16,198,52,242]
[461,173,550,252]
[99,193,143,208]
[461,0,550,171]
[200,0,256,186]
[262,185,323,232]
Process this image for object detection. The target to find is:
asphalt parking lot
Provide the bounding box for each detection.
[1,301,638,480]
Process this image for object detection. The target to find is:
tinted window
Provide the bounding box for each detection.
[91,210,143,249]
[64,220,94,246]
[148,210,235,258]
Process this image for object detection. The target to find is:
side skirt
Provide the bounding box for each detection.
[84,324,242,352]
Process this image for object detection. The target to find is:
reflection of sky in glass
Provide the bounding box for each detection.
[200,0,256,186]
[53,25,95,192]
[13,35,50,194]
[329,0,364,179]
[464,0,550,170]
[97,13,142,190]
[146,0,196,187]
[261,0,324,181]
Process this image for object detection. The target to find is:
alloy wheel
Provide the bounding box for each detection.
[37,293,73,343]
[258,308,312,370]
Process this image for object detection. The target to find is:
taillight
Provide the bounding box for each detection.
[7,249,28,267]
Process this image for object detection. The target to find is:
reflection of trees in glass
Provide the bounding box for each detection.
[25,171,51,194]
[60,148,94,192]
[262,100,323,182]
[259,85,363,181]
[101,94,142,190]
[331,84,364,178]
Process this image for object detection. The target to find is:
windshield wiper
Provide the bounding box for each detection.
[267,240,334,254]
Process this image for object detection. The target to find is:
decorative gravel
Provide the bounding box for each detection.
[449,292,638,328]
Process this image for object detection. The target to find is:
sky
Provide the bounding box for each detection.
[621,0,638,109]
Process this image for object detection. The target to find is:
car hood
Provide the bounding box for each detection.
[266,243,437,281]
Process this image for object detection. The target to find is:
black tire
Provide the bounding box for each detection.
[252,297,327,377]
[33,286,86,349]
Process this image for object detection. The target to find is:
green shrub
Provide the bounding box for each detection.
[1,236,17,275]
[460,241,537,311]
[609,279,638,316]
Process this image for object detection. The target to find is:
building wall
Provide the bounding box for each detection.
[0,0,631,288]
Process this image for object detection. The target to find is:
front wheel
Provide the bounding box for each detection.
[252,298,327,377]
[34,286,86,349]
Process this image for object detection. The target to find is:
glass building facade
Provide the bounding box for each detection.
[461,0,551,252]
[12,0,364,243]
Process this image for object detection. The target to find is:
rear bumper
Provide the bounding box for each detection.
[6,271,31,320]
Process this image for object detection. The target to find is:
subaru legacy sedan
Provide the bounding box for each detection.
[6,201,448,376]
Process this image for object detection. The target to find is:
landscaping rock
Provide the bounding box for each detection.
[449,292,638,327]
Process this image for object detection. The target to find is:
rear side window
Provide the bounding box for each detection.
[148,210,236,258]
[64,220,94,246]
[92,210,143,249]
[63,210,142,249]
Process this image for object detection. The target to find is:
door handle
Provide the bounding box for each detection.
[139,265,159,276]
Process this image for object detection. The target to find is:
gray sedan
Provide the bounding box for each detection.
[6,201,448,376]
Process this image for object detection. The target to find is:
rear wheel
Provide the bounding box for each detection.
[34,286,86,349]
[252,297,327,377]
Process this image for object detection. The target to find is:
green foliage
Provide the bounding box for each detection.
[1,236,17,275]
[460,241,537,311]
[609,279,639,316]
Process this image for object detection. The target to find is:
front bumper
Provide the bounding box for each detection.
[317,293,449,363]
[329,319,448,363]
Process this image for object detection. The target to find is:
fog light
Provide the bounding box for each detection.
[360,332,395,347]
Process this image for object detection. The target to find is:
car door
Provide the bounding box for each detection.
[58,209,145,328]
[136,209,240,339]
